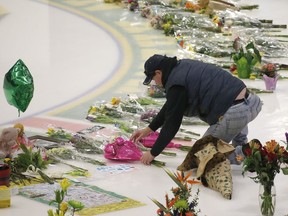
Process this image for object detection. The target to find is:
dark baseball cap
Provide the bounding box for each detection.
[143,54,165,85]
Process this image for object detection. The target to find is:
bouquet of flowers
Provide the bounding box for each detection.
[260,63,277,78]
[104,137,166,167]
[242,139,288,216]
[151,169,201,216]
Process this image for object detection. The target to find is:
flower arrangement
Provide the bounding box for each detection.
[242,139,288,216]
[47,178,84,216]
[151,169,201,216]
[1,144,52,186]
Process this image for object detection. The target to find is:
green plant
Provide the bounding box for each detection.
[48,178,84,216]
[231,38,262,78]
[13,144,49,172]
[4,144,52,185]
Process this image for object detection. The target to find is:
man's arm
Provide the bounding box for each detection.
[150,85,187,156]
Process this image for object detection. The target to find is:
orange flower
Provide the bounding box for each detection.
[236,154,244,162]
[187,179,201,185]
[185,212,195,216]
[265,140,278,153]
[185,2,195,9]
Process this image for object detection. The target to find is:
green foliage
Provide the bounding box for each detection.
[232,41,261,67]
[13,144,49,172]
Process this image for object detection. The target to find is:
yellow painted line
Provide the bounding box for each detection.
[85,3,121,11]
[63,0,96,7]
[0,6,9,16]
[115,21,151,33]
[38,0,133,115]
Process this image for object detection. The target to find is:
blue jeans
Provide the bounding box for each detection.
[203,92,263,164]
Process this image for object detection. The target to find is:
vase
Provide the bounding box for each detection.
[258,183,276,216]
[0,165,11,187]
[263,74,279,91]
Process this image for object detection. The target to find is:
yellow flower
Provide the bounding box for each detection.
[4,158,11,163]
[111,97,120,105]
[60,178,71,192]
[212,16,219,24]
[88,106,97,114]
[47,128,55,135]
[14,123,24,136]
[47,209,54,216]
[249,140,261,149]
[249,74,256,80]
[60,202,68,213]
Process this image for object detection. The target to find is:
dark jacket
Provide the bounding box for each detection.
[148,59,245,157]
[165,59,245,124]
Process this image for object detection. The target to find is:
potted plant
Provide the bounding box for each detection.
[0,163,11,187]
[231,38,262,79]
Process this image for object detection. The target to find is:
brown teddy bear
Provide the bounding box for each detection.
[0,127,20,158]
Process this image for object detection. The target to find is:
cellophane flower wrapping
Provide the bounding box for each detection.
[104,137,143,160]
[140,132,181,148]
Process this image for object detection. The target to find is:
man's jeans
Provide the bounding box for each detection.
[203,92,263,164]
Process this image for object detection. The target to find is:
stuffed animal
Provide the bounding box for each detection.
[0,127,20,158]
[13,123,33,149]
[177,135,235,199]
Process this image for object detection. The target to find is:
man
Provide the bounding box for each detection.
[130,54,262,165]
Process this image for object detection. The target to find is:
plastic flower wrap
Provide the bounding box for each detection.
[254,36,288,58]
[140,109,159,122]
[140,132,182,149]
[150,8,220,36]
[175,29,233,59]
[86,107,136,134]
[104,137,143,160]
[177,47,226,67]
[47,126,105,154]
[232,26,288,59]
[215,9,263,28]
[46,147,106,166]
[147,84,165,98]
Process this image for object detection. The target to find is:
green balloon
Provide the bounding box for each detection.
[3,59,34,113]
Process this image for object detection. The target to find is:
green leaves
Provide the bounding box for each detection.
[150,198,171,214]
[14,144,49,172]
[67,200,84,211]
[232,41,262,78]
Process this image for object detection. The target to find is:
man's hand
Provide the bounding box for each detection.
[141,151,155,165]
[130,127,153,143]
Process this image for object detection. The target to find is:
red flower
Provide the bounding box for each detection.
[244,148,252,156]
